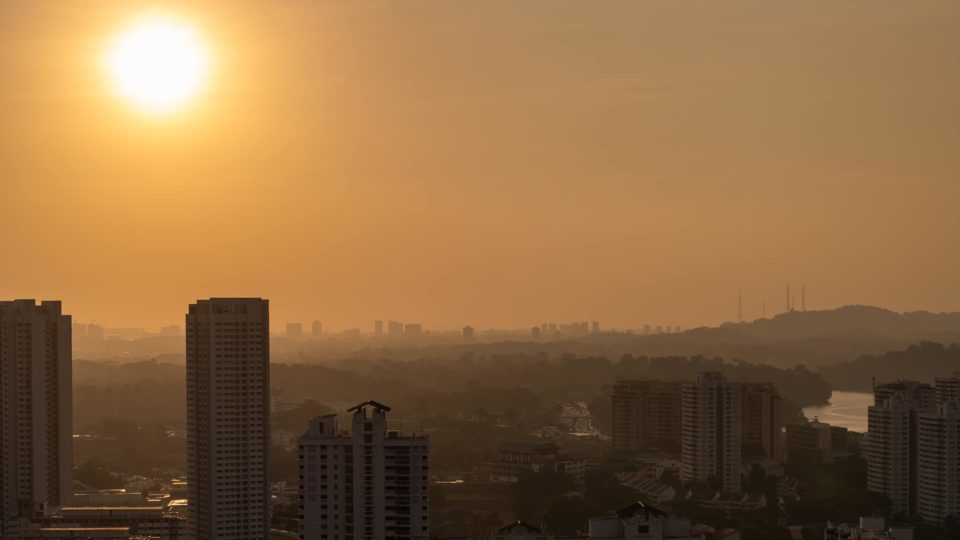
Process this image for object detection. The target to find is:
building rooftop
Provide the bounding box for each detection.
[348,400,391,412]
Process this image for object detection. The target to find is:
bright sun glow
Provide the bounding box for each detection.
[106,16,210,113]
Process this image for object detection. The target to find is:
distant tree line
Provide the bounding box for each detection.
[820,341,960,391]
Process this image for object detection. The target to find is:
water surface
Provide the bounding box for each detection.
[802,390,873,433]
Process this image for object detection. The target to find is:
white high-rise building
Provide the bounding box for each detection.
[186,298,270,540]
[866,381,935,517]
[0,300,72,534]
[298,401,429,540]
[917,400,960,526]
[681,372,742,493]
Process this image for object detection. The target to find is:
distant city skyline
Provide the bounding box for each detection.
[52,293,960,335]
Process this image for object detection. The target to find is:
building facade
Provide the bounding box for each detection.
[493,442,585,487]
[0,300,72,534]
[681,373,742,493]
[36,507,185,539]
[298,401,429,540]
[917,400,960,525]
[935,372,960,404]
[612,380,682,452]
[740,383,782,460]
[185,298,270,540]
[785,420,834,465]
[866,381,935,517]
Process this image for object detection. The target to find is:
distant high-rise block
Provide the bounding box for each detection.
[0,300,72,530]
[591,321,599,334]
[186,298,270,540]
[374,320,384,337]
[741,383,783,460]
[298,401,429,540]
[311,320,322,337]
[403,323,422,336]
[866,380,936,517]
[681,372,742,493]
[388,320,403,337]
[286,322,303,339]
[462,325,474,341]
[531,326,542,339]
[612,380,682,452]
[86,323,105,341]
[917,400,960,525]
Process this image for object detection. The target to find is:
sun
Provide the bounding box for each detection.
[105,16,211,113]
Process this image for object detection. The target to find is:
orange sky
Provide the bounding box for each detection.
[1,1,959,331]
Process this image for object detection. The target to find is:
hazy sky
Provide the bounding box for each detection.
[1,0,959,331]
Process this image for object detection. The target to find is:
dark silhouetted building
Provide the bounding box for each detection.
[740,383,783,459]
[681,372,741,493]
[612,380,682,452]
[0,300,72,533]
[186,298,270,540]
[785,420,842,465]
[311,320,322,338]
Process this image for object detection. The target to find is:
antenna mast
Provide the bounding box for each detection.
[738,287,743,323]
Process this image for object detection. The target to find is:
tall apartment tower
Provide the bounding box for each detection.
[0,300,72,534]
[611,380,682,452]
[741,383,783,460]
[866,381,936,517]
[917,400,960,525]
[935,372,960,403]
[298,401,429,540]
[186,298,270,540]
[681,372,742,493]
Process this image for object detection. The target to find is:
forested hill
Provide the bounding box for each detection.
[565,305,960,367]
[720,305,960,341]
[820,341,960,392]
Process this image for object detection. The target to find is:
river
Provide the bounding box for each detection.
[802,390,874,433]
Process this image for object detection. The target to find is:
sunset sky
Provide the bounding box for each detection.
[2,0,959,331]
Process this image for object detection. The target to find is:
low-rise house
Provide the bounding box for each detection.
[494,442,586,487]
[824,517,913,540]
[615,473,676,504]
[590,501,704,540]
